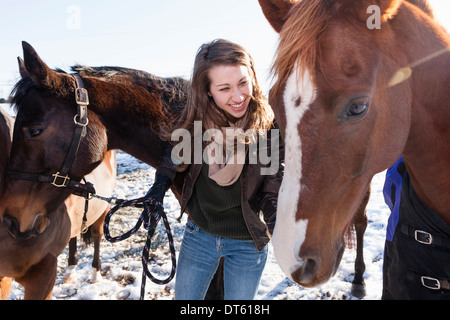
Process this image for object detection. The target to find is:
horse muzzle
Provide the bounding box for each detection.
[1,213,50,240]
[290,255,322,287]
[290,243,345,287]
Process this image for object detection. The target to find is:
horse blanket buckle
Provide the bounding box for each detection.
[415,230,433,245]
[421,276,441,290]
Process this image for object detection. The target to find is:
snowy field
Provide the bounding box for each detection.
[6,150,390,301]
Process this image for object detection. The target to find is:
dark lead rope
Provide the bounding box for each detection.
[102,196,176,300]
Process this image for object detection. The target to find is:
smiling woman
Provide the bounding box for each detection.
[158,38,283,300]
[208,65,253,119]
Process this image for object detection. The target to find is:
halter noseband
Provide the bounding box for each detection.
[6,74,95,198]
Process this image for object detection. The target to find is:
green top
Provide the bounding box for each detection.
[187,163,252,240]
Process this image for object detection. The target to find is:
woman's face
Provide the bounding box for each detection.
[208,64,253,119]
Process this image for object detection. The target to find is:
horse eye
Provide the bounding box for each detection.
[26,127,44,139]
[346,99,369,119]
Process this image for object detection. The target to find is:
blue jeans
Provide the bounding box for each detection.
[175,220,268,300]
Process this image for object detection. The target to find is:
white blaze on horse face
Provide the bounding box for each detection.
[272,67,316,280]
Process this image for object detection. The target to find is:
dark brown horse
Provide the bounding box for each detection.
[1,41,184,243]
[259,0,449,290]
[1,42,224,299]
[0,106,117,299]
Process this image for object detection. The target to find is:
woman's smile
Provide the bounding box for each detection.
[229,98,249,112]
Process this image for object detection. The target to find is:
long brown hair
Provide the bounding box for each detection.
[161,39,274,144]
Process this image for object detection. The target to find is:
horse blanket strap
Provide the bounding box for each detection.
[382,158,450,300]
[103,195,177,300]
[400,223,450,249]
[406,272,450,291]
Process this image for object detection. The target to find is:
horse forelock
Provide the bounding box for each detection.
[11,70,75,114]
[271,0,333,101]
[10,77,34,113]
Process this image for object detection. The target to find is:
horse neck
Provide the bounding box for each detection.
[398,5,450,224]
[109,123,165,169]
[86,78,169,169]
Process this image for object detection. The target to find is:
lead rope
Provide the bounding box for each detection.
[102,196,176,300]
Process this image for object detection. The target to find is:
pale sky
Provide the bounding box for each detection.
[0,0,448,99]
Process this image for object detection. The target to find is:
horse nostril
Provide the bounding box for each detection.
[290,255,321,287]
[2,213,43,239]
[2,213,22,238]
[35,214,50,233]
[303,258,319,279]
[2,214,19,231]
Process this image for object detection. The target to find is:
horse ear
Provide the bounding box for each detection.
[17,57,30,79]
[21,41,51,87]
[258,0,299,33]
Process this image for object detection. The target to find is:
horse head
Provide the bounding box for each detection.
[259,0,447,287]
[0,42,108,238]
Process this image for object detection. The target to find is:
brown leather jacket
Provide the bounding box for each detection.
[158,123,284,252]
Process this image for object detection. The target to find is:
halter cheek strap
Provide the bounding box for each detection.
[55,74,89,184]
[6,74,94,198]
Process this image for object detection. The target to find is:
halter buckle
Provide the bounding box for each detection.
[75,87,89,106]
[52,172,70,188]
[74,114,89,127]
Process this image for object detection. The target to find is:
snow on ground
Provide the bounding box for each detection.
[8,151,390,300]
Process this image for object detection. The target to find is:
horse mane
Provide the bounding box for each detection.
[72,65,189,117]
[11,65,189,125]
[407,0,434,17]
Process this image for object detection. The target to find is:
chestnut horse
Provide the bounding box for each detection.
[1,42,224,299]
[259,0,449,291]
[0,108,13,192]
[0,107,14,298]
[0,107,117,299]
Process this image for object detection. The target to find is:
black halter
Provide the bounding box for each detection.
[6,74,96,198]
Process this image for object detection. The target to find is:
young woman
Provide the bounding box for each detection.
[154,39,283,300]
